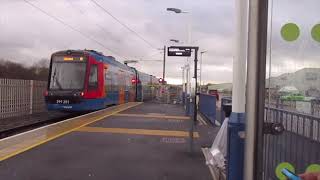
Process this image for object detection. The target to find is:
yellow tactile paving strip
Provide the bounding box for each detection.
[113,113,190,120]
[0,102,142,161]
[76,126,200,138]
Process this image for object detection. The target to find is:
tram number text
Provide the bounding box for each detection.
[56,100,70,104]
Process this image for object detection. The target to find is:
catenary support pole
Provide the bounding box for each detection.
[182,67,185,105]
[190,47,199,154]
[163,45,166,83]
[200,52,203,91]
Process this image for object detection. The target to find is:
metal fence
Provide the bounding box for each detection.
[199,93,217,124]
[263,107,320,179]
[216,96,320,179]
[154,85,182,104]
[312,101,320,117]
[0,79,47,119]
[268,99,320,117]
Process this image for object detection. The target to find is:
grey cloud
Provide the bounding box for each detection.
[1,0,319,84]
[266,0,320,77]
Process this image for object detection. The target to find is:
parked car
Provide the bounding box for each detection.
[280,93,304,101]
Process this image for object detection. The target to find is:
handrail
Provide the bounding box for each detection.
[265,106,320,121]
[199,93,216,97]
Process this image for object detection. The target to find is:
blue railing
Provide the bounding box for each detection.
[263,107,320,179]
[214,96,320,179]
[199,93,217,124]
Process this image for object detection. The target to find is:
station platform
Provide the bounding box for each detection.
[0,102,219,180]
[0,111,80,138]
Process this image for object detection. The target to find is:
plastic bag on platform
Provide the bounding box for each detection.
[207,117,228,168]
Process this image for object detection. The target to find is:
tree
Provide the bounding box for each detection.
[0,59,49,81]
[30,58,50,81]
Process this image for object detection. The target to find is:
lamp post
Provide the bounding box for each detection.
[166,7,192,95]
[166,8,191,43]
[170,39,180,43]
[200,50,207,92]
[166,8,188,14]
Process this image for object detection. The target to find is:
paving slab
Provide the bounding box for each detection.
[0,102,219,180]
[122,103,186,116]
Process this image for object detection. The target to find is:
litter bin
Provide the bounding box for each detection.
[222,103,232,118]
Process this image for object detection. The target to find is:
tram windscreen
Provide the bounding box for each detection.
[49,56,87,90]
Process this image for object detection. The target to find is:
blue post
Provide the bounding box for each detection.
[227,112,245,180]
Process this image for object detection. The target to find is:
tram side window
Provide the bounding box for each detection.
[120,74,125,90]
[105,70,112,92]
[125,75,130,91]
[88,65,98,90]
[112,72,118,91]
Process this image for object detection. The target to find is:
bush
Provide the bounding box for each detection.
[0,59,49,81]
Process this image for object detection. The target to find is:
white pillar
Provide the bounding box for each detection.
[232,0,248,113]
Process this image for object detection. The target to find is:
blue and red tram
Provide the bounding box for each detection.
[45,49,159,111]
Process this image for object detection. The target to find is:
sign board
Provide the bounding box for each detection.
[167,46,192,57]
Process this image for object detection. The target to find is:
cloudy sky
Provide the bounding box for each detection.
[0,0,319,84]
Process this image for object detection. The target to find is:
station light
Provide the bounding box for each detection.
[131,78,141,84]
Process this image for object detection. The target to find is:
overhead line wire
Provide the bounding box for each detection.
[22,0,128,60]
[89,0,159,50]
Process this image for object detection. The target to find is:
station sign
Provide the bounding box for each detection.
[167,46,192,57]
[53,56,86,62]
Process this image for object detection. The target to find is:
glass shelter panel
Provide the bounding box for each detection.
[263,0,320,179]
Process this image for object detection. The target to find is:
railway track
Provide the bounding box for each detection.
[0,112,87,139]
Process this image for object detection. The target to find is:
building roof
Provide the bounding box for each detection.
[208,83,232,91]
